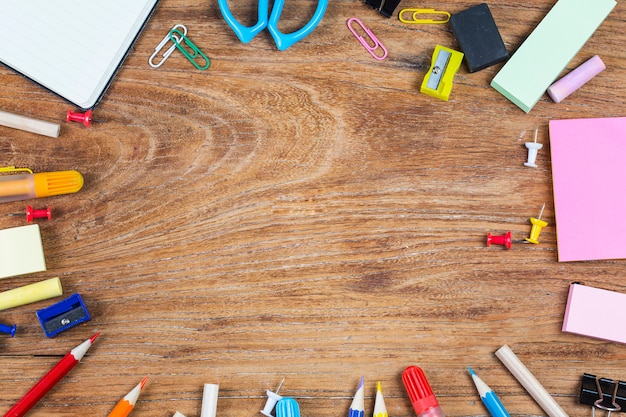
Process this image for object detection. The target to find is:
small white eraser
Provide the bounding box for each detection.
[548,55,606,103]
[0,224,46,279]
[563,283,626,344]
[201,383,219,417]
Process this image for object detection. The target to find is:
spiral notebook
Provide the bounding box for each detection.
[0,1,160,110]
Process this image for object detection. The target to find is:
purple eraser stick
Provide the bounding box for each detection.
[548,55,605,103]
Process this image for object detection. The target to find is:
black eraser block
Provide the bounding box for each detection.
[449,3,509,72]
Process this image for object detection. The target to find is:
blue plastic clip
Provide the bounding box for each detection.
[36,293,91,338]
[218,0,328,51]
[169,28,211,70]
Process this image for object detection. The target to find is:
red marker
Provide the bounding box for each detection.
[3,333,100,417]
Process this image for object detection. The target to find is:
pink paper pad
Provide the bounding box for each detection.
[549,117,626,262]
[562,283,626,344]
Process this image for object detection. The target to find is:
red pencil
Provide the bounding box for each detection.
[3,332,100,417]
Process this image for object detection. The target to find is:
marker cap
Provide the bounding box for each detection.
[33,170,84,198]
[402,366,445,417]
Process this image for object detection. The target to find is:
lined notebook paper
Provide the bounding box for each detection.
[0,1,160,109]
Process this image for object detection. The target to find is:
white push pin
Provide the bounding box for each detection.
[260,378,285,417]
[524,127,543,168]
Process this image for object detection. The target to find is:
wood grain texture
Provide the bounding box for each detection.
[0,0,625,416]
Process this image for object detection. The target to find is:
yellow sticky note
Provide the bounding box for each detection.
[0,224,46,279]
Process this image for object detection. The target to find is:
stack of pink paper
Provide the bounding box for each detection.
[550,117,626,262]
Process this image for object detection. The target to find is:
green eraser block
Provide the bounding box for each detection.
[491,0,615,113]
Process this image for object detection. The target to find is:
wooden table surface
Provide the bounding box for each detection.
[1,0,625,416]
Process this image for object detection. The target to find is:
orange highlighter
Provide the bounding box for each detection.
[0,167,83,203]
[107,377,149,417]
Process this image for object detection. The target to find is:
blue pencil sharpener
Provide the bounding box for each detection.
[36,293,91,338]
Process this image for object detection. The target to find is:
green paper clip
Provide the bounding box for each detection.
[169,28,210,71]
[399,8,450,24]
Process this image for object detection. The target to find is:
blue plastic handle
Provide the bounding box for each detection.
[218,0,269,44]
[268,0,328,50]
[218,0,328,50]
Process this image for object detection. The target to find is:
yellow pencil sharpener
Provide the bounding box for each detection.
[421,45,464,101]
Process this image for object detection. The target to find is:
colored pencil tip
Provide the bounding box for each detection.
[90,331,101,343]
[140,376,149,390]
[468,367,476,376]
[377,381,382,392]
[349,376,366,415]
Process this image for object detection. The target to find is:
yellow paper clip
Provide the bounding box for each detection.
[421,44,463,101]
[399,8,450,24]
[169,28,211,71]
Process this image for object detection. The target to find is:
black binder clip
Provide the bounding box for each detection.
[363,0,401,18]
[580,373,626,417]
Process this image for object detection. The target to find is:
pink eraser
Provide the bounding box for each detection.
[548,55,605,103]
[562,283,626,344]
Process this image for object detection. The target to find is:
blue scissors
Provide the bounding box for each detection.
[218,0,328,50]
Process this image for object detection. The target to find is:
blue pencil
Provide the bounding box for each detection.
[468,367,511,417]
[348,376,365,417]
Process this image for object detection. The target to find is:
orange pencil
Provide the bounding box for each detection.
[107,377,149,417]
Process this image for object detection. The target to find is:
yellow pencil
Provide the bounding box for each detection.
[373,381,388,417]
[107,377,149,417]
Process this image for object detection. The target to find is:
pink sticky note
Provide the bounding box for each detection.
[550,117,626,262]
[563,283,626,344]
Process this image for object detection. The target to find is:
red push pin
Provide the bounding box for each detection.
[66,109,92,128]
[8,205,52,222]
[486,231,512,249]
[26,205,52,222]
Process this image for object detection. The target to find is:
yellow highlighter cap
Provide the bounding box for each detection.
[33,170,84,197]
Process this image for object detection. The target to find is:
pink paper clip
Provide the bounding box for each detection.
[346,17,388,61]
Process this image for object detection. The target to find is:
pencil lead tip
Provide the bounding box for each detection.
[90,331,101,343]
[140,376,149,389]
[468,367,475,375]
